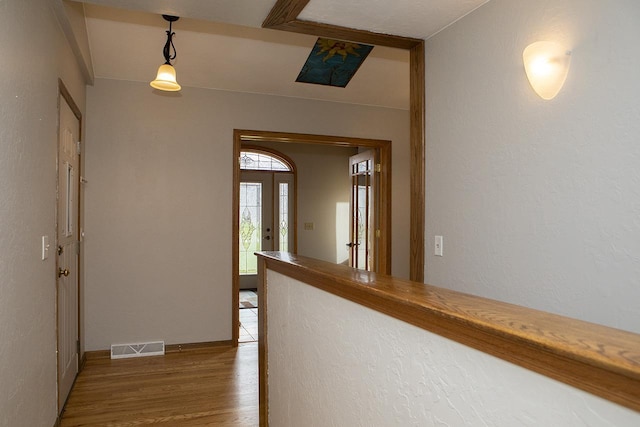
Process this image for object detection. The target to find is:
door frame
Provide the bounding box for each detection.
[232,129,392,345]
[56,79,83,412]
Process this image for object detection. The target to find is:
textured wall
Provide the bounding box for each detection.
[0,1,86,425]
[425,0,640,332]
[267,271,640,426]
[84,78,409,350]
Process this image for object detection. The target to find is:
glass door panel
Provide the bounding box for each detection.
[274,173,294,253]
[239,182,262,275]
[349,150,377,272]
[239,172,273,289]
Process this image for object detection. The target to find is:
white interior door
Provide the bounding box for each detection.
[239,171,274,290]
[57,95,80,411]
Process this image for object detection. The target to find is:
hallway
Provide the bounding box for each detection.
[60,343,258,426]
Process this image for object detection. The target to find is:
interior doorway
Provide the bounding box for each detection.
[232,130,392,345]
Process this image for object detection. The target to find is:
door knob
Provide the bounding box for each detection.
[264,235,271,240]
[346,242,358,248]
[58,268,70,278]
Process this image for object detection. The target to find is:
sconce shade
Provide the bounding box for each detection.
[523,41,571,100]
[150,64,181,91]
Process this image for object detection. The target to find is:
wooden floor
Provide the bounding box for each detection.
[60,343,258,426]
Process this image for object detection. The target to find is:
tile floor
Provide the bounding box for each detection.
[239,290,258,343]
[239,308,258,343]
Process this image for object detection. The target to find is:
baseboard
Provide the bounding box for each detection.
[84,340,234,360]
[165,340,234,353]
[84,349,110,360]
[79,352,87,371]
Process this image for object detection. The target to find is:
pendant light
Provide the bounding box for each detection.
[150,15,181,92]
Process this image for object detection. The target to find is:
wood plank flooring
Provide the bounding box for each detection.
[60,343,258,426]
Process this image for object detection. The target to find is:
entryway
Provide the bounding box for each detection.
[237,148,293,344]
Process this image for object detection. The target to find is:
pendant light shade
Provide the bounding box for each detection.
[151,64,181,91]
[150,15,181,92]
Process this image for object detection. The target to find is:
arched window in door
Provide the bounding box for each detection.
[239,149,295,278]
[240,150,292,172]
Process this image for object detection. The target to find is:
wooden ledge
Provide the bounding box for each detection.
[257,252,640,412]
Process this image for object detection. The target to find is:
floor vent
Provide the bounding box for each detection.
[110,341,165,359]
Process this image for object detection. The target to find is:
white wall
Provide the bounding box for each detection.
[266,271,640,426]
[0,1,86,425]
[246,141,357,265]
[425,0,640,332]
[84,78,409,350]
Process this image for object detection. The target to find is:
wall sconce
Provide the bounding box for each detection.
[523,41,571,100]
[150,15,181,92]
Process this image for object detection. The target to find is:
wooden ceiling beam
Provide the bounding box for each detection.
[262,0,311,28]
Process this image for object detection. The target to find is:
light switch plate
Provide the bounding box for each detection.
[435,235,443,257]
[42,235,50,260]
[304,222,314,231]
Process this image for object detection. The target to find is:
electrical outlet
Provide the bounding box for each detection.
[434,235,443,257]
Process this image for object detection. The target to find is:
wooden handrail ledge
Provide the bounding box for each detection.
[257,252,640,412]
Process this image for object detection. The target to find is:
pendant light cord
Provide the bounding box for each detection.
[163,21,177,65]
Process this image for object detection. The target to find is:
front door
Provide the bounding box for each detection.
[348,150,378,272]
[239,170,294,289]
[239,171,274,290]
[57,92,80,411]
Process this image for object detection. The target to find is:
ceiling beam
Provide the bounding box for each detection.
[265,18,421,49]
[263,0,311,28]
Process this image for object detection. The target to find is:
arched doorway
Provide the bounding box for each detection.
[238,147,296,289]
[237,147,296,343]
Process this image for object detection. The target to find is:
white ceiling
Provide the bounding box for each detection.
[298,0,489,40]
[74,0,489,109]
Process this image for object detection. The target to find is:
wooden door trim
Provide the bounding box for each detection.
[262,1,425,282]
[233,129,392,346]
[56,78,83,413]
[409,45,425,282]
